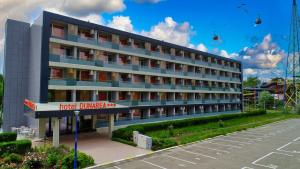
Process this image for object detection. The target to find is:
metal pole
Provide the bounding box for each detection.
[74,110,80,169]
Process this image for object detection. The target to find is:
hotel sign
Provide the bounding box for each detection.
[24,99,126,112]
[59,102,117,110]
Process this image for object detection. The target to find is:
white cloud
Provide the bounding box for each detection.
[196,43,208,52]
[239,34,286,69]
[45,8,103,24]
[243,68,257,76]
[107,16,134,32]
[61,0,125,16]
[141,17,193,46]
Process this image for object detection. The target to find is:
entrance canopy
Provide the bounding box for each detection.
[24,99,130,118]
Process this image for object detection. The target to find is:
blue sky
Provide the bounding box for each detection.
[0,0,293,80]
[103,0,290,53]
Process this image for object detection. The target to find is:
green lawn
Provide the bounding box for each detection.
[145,111,299,145]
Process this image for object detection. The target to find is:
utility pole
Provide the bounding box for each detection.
[284,0,300,108]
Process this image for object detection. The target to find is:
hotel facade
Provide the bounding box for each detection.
[3,11,243,146]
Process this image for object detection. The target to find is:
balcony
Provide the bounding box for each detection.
[175,85,192,90]
[50,54,96,66]
[139,66,161,73]
[114,81,146,88]
[147,83,173,89]
[138,100,161,106]
[103,61,133,70]
[48,79,112,87]
[53,35,242,74]
[187,99,203,104]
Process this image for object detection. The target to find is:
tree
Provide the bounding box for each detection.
[258,91,274,109]
[243,76,261,87]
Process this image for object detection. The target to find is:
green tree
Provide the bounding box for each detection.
[258,91,274,109]
[243,76,261,87]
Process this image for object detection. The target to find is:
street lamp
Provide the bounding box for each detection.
[74,110,80,169]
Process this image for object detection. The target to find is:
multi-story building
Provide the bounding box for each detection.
[3,11,243,146]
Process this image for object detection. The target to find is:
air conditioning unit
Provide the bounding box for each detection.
[89,50,94,55]
[90,29,95,35]
[157,77,161,80]
[89,70,94,75]
[128,38,132,44]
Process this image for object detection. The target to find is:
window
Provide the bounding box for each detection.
[50,68,63,79]
[51,24,65,38]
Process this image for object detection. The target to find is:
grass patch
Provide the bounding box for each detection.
[113,110,299,150]
[146,112,299,145]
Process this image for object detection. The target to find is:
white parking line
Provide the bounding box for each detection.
[277,142,300,154]
[252,152,293,169]
[142,160,167,169]
[293,136,300,142]
[239,132,268,138]
[215,138,252,145]
[206,141,242,149]
[241,167,254,169]
[179,148,217,159]
[114,166,121,169]
[193,144,230,153]
[164,154,197,165]
[225,135,261,141]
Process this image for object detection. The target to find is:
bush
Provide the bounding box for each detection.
[22,152,46,169]
[168,125,174,136]
[3,153,23,164]
[111,137,137,147]
[151,138,177,151]
[112,110,268,150]
[61,150,94,169]
[0,132,17,142]
[44,145,70,167]
[218,119,225,128]
[295,104,300,115]
[0,140,32,156]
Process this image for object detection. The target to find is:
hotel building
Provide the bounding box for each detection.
[3,11,243,146]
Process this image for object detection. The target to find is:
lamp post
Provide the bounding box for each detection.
[74,110,80,169]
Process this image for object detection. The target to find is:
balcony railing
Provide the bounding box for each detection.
[55,34,242,72]
[48,79,112,87]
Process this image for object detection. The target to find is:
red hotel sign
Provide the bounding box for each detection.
[24,99,119,112]
[59,102,117,111]
[24,99,37,111]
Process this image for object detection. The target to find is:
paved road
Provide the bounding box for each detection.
[94,119,300,169]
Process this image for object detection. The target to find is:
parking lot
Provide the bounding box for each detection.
[92,119,300,169]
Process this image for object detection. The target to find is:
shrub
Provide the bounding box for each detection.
[22,151,46,169]
[0,132,17,142]
[111,137,137,147]
[295,104,300,114]
[218,119,224,128]
[112,111,267,150]
[168,125,174,136]
[151,138,177,151]
[3,153,23,164]
[46,145,70,167]
[61,150,94,169]
[0,163,18,169]
[0,140,32,156]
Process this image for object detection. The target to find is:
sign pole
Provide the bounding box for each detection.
[74,110,80,169]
